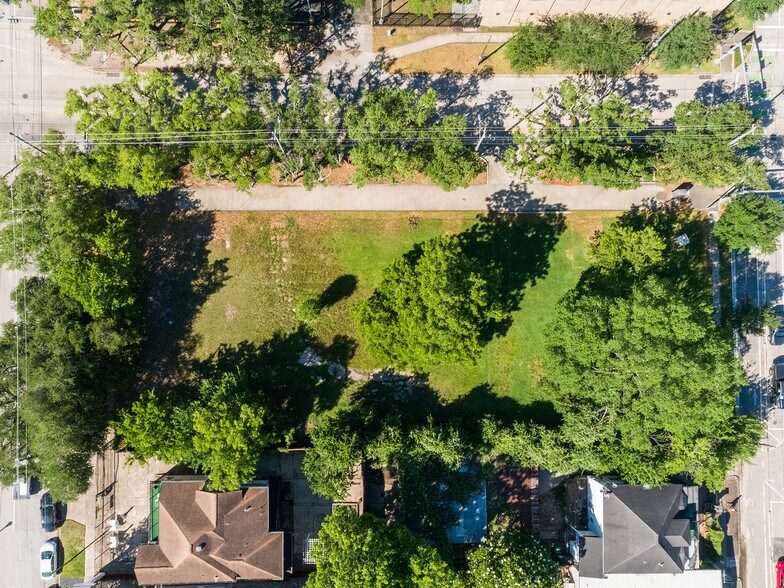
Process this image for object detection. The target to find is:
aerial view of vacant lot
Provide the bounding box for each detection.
[179,211,616,408]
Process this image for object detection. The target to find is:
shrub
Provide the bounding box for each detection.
[505,23,551,73]
[657,15,717,69]
[733,0,784,21]
[296,298,320,323]
[550,14,646,75]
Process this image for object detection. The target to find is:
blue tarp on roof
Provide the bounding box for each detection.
[446,480,487,544]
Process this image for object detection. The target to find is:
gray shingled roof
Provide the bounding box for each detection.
[582,484,691,578]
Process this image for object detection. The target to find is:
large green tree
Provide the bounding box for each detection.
[504,79,651,189]
[465,527,562,588]
[9,278,122,501]
[656,15,718,70]
[346,88,437,187]
[356,235,505,372]
[0,137,141,325]
[263,79,342,190]
[65,72,184,196]
[34,0,291,75]
[115,372,293,491]
[550,14,647,75]
[650,99,769,189]
[306,508,460,588]
[713,194,784,253]
[485,215,763,489]
[346,88,481,190]
[505,23,552,74]
[178,71,274,190]
[733,0,784,21]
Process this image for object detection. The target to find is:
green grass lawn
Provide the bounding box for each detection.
[59,519,85,579]
[189,211,615,408]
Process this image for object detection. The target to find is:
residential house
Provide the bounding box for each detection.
[134,451,364,586]
[135,479,284,586]
[567,477,723,588]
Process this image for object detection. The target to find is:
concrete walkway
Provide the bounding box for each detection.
[192,181,724,212]
[385,32,513,59]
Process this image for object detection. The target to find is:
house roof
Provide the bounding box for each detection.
[135,480,284,586]
[583,483,691,578]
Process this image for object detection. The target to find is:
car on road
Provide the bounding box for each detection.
[39,492,60,532]
[39,539,58,581]
[777,558,784,587]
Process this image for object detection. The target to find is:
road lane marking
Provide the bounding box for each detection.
[767,479,784,501]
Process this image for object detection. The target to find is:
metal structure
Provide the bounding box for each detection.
[374,0,480,27]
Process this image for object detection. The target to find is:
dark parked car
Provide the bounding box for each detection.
[40,492,61,532]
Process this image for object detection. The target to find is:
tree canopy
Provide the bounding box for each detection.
[713,194,784,253]
[115,371,293,491]
[504,79,651,189]
[656,15,718,70]
[34,0,291,75]
[505,23,552,73]
[346,88,481,190]
[465,527,562,588]
[356,235,505,372]
[484,212,763,489]
[0,137,141,328]
[5,278,129,501]
[650,99,769,189]
[733,0,784,21]
[306,508,460,588]
[65,71,184,196]
[66,72,345,193]
[549,14,648,75]
[262,79,342,190]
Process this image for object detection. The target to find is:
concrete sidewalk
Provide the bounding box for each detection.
[192,181,724,212]
[384,32,513,59]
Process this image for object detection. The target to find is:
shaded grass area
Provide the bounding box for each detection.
[188,211,613,406]
[59,520,85,578]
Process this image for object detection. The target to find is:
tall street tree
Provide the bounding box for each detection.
[649,99,769,189]
[346,88,481,190]
[65,72,185,196]
[504,79,652,190]
[263,79,342,190]
[34,0,291,76]
[713,194,784,253]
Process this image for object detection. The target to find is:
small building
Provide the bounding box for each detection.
[135,479,284,586]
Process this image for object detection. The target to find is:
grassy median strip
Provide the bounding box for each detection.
[59,520,86,579]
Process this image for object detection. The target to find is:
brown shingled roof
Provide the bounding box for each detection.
[135,480,284,586]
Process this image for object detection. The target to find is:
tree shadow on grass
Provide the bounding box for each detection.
[457,206,567,342]
[137,189,229,390]
[445,383,562,441]
[316,274,357,310]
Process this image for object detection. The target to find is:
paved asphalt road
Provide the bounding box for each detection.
[0,483,53,588]
[734,240,784,588]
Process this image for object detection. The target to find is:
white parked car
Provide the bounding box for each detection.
[39,539,58,581]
